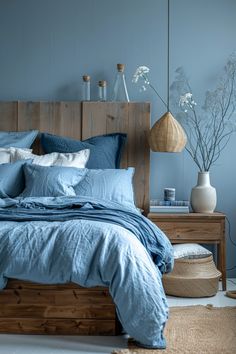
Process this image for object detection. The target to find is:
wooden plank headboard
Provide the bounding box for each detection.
[0,101,150,214]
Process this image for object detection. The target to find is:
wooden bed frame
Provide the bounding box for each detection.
[0,101,150,335]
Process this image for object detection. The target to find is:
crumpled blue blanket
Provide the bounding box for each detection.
[0,196,173,349]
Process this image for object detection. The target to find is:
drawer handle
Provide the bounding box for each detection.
[177,234,181,238]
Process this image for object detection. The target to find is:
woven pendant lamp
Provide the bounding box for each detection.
[149,112,187,152]
[149,0,187,153]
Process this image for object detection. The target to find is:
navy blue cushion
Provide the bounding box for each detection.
[0,160,32,198]
[0,131,38,148]
[21,164,88,198]
[41,133,126,169]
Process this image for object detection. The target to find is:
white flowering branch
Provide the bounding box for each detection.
[132,66,168,110]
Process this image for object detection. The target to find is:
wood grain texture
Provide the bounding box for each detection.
[156,222,221,240]
[0,289,114,305]
[0,318,116,335]
[0,304,115,319]
[6,279,106,291]
[82,102,150,214]
[0,102,18,131]
[17,101,82,139]
[0,101,82,154]
[148,212,226,220]
[0,281,117,334]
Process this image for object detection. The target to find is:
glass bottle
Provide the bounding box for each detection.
[98,80,107,101]
[82,75,90,101]
[111,63,130,102]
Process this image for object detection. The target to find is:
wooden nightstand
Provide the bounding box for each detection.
[148,212,227,290]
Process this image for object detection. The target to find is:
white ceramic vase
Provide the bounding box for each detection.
[190,171,217,213]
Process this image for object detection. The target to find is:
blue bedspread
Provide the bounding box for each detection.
[0,196,173,349]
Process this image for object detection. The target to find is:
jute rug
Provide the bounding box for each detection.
[112,305,236,354]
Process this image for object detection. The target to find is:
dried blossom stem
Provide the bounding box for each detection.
[170,54,236,171]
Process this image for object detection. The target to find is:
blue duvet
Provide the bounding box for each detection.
[0,196,173,349]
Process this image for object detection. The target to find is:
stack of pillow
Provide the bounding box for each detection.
[0,131,136,210]
[0,131,38,198]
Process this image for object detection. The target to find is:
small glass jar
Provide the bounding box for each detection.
[82,75,90,101]
[111,63,130,102]
[98,80,107,101]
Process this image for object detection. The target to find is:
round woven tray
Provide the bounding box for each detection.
[163,255,221,298]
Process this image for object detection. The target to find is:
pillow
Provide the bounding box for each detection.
[0,131,38,148]
[21,164,88,198]
[0,160,32,198]
[0,148,32,164]
[173,244,212,259]
[41,133,126,169]
[75,168,136,210]
[12,148,90,168]
[0,148,12,164]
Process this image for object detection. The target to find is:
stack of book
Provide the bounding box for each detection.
[150,199,190,213]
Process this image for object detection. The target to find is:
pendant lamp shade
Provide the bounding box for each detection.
[149,111,187,152]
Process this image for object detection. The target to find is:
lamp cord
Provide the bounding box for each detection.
[167,0,170,112]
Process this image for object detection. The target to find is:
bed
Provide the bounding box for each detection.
[0,101,173,349]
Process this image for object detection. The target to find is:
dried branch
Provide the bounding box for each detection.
[170,53,236,171]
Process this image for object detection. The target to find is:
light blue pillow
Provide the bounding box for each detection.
[0,130,38,148]
[0,160,32,198]
[75,168,136,210]
[41,133,126,169]
[21,164,88,197]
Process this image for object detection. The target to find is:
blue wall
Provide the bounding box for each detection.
[0,0,236,276]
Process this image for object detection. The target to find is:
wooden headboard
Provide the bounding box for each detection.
[0,101,150,214]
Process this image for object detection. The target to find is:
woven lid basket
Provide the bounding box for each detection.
[163,255,221,298]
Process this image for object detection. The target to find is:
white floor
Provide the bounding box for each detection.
[0,279,235,354]
[167,278,236,307]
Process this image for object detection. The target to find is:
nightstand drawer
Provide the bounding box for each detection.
[157,222,221,241]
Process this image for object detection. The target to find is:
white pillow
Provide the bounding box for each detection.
[0,147,32,164]
[173,243,212,259]
[12,148,90,168]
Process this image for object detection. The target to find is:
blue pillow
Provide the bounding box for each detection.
[21,164,88,198]
[75,168,136,210]
[41,133,126,169]
[0,160,32,198]
[0,131,38,148]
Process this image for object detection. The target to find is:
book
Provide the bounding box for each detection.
[150,199,190,207]
[149,205,190,213]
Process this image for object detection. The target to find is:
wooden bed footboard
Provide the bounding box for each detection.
[0,280,121,335]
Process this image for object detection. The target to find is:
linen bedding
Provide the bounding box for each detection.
[0,196,173,349]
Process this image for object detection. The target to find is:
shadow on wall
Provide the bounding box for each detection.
[56,81,80,101]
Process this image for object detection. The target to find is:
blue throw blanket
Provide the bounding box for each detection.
[0,196,173,349]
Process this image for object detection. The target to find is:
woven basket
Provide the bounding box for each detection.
[163,255,221,298]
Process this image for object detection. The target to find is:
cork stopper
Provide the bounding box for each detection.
[83,75,90,82]
[117,63,125,72]
[98,80,107,87]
